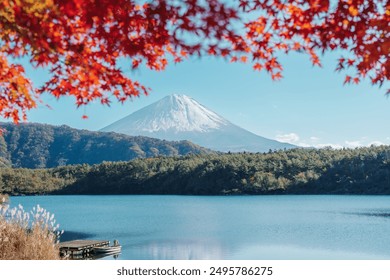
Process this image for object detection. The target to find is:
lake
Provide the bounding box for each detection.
[9,195,390,260]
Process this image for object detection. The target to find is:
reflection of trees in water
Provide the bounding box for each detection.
[141,240,227,260]
[348,211,390,218]
[59,231,96,242]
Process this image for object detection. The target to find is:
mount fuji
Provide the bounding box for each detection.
[101,94,296,152]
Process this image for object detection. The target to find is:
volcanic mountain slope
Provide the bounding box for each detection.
[101,94,296,152]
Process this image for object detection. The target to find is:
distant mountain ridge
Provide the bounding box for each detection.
[101,94,296,152]
[0,122,211,168]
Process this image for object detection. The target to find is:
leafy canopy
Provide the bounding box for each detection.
[0,0,388,122]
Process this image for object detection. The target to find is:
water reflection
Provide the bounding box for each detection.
[230,244,389,260]
[60,231,96,242]
[138,240,227,260]
[91,253,121,260]
[346,210,390,219]
[10,195,390,260]
[64,252,121,260]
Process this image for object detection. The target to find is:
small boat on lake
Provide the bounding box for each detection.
[92,245,122,254]
[92,240,121,255]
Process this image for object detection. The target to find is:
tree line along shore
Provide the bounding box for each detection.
[1,145,390,196]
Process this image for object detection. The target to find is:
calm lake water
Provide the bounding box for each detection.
[9,195,390,260]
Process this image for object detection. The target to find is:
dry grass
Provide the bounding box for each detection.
[0,204,62,260]
[0,194,8,204]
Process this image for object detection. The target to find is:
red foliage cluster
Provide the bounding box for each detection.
[0,0,388,122]
[239,0,389,88]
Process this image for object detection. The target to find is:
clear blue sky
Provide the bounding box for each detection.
[12,50,390,148]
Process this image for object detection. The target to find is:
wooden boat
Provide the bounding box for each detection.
[92,240,121,255]
[92,245,122,254]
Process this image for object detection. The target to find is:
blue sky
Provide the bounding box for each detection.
[14,50,390,148]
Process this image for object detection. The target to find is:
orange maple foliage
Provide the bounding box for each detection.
[0,0,388,122]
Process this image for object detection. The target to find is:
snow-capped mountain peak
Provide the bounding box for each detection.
[101,94,296,152]
[104,94,229,134]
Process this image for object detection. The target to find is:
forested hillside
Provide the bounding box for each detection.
[1,146,389,196]
[0,123,211,168]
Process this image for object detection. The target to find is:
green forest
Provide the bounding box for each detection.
[0,122,210,168]
[1,145,389,196]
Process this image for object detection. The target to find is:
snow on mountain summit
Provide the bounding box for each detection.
[101,94,296,152]
[139,94,228,132]
[103,94,229,134]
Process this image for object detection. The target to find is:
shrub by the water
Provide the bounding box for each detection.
[0,203,62,260]
[0,194,8,204]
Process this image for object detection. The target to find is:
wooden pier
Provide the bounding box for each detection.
[59,239,109,259]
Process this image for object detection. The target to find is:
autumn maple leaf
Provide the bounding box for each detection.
[0,0,388,122]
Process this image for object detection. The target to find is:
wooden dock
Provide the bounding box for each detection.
[59,240,109,259]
